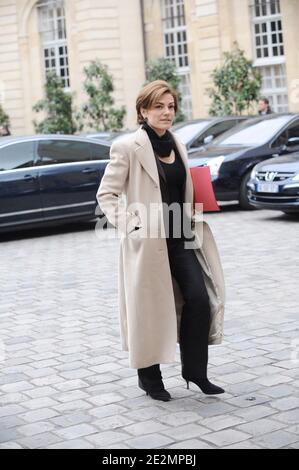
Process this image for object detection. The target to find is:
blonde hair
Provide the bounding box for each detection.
[136,80,178,125]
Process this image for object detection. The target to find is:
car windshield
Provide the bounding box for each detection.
[212,115,292,147]
[173,121,210,144]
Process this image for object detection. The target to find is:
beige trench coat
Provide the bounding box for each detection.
[96,126,225,369]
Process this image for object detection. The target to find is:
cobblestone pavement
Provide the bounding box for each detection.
[0,205,298,449]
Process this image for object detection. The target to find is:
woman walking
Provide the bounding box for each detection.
[96,80,225,402]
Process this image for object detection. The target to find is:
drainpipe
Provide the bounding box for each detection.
[140,0,148,78]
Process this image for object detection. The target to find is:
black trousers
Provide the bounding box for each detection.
[138,238,211,380]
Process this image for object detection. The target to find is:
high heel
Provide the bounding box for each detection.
[184,377,225,395]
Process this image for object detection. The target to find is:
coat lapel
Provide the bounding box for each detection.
[134,127,161,186]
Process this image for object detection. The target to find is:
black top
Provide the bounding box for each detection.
[159,149,185,206]
[158,149,187,243]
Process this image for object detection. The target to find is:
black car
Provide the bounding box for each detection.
[247,152,299,213]
[0,135,110,233]
[172,116,248,154]
[187,113,299,209]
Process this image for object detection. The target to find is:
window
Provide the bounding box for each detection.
[213,115,291,147]
[287,121,299,140]
[208,121,238,142]
[164,29,188,68]
[259,64,288,113]
[271,120,299,148]
[162,0,186,29]
[253,0,281,16]
[254,18,284,59]
[174,121,210,145]
[37,140,90,165]
[178,72,192,121]
[37,0,70,88]
[190,121,239,148]
[252,0,284,59]
[0,142,35,171]
[90,143,110,161]
[161,0,192,119]
[250,0,288,112]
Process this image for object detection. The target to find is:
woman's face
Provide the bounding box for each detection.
[141,92,175,136]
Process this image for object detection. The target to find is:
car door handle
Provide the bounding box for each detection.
[24,174,36,181]
[82,168,98,174]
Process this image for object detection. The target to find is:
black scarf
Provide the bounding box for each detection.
[142,121,175,158]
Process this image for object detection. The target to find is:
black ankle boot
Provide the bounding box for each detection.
[138,364,172,402]
[184,376,225,395]
[138,378,172,401]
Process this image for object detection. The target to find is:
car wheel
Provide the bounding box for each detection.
[239,171,256,210]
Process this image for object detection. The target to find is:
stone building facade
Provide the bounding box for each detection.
[0,0,145,134]
[1,0,299,135]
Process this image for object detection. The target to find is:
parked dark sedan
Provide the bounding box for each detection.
[247,152,299,213]
[0,135,110,233]
[187,113,299,209]
[172,116,249,154]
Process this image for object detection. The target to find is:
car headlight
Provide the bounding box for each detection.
[281,172,299,189]
[250,167,257,179]
[207,156,225,178]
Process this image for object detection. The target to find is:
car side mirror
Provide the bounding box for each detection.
[272,144,287,157]
[286,137,299,148]
[203,134,214,145]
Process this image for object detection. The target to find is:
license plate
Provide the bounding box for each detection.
[257,182,279,193]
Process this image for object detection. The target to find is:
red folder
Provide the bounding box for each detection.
[190,166,220,212]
